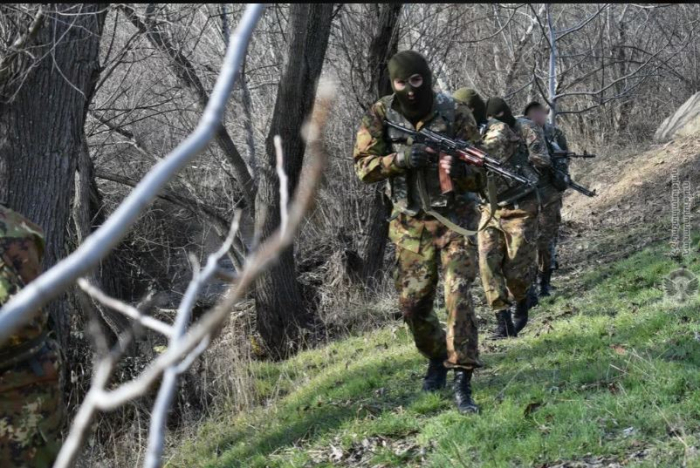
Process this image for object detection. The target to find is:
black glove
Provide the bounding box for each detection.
[449,159,472,180]
[551,169,570,191]
[399,143,432,169]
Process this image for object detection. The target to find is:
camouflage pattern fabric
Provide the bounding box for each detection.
[478,197,539,310]
[513,117,551,169]
[353,93,482,190]
[0,205,63,467]
[478,121,539,310]
[390,212,482,370]
[537,197,562,272]
[480,118,530,194]
[0,206,46,350]
[354,93,484,371]
[0,341,63,468]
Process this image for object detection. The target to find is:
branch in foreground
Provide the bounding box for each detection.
[53,81,334,468]
[144,211,242,468]
[79,82,335,415]
[0,4,265,346]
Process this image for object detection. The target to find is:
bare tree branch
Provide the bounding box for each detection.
[0,4,265,347]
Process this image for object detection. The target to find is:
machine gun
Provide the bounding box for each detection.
[384,120,534,195]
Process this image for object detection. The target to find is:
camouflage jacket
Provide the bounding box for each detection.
[481,118,545,204]
[0,205,46,353]
[513,117,551,169]
[353,92,483,223]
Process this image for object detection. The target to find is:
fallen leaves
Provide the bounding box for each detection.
[309,433,428,467]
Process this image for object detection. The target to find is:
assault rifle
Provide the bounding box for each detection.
[384,120,534,195]
[550,168,597,197]
[547,145,597,197]
[551,150,597,159]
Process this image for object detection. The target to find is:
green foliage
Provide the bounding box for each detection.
[171,242,700,468]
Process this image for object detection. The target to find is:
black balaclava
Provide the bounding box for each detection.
[387,51,434,123]
[486,97,516,128]
[453,88,487,125]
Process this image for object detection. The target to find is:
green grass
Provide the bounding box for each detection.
[170,239,700,468]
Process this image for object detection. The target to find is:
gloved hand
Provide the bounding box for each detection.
[447,158,472,179]
[551,169,570,191]
[398,143,433,169]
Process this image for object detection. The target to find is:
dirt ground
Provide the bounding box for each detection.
[557,135,700,276]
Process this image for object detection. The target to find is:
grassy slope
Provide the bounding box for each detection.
[170,234,700,468]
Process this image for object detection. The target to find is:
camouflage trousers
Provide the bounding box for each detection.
[389,212,482,370]
[478,196,539,310]
[537,193,563,273]
[0,340,64,468]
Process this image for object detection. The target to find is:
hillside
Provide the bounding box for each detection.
[168,135,700,468]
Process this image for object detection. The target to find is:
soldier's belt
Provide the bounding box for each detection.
[0,330,48,373]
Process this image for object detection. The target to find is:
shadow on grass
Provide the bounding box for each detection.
[203,351,427,467]
[191,242,700,468]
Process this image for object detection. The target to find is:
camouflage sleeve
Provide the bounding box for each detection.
[453,102,483,192]
[0,207,45,301]
[453,102,481,144]
[352,100,405,184]
[481,121,519,163]
[520,120,551,168]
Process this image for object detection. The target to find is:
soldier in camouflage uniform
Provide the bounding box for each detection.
[452,88,487,132]
[524,101,569,297]
[474,97,551,338]
[353,51,484,414]
[0,205,63,467]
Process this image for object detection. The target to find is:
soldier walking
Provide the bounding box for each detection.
[474,97,551,338]
[353,51,484,414]
[523,101,569,297]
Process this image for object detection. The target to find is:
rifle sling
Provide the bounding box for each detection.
[415,167,496,237]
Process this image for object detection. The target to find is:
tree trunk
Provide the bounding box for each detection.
[254,3,334,359]
[546,3,558,124]
[74,137,132,343]
[355,3,401,288]
[0,4,106,348]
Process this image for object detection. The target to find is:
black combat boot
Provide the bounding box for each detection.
[422,356,448,392]
[540,269,553,297]
[453,369,479,414]
[492,309,516,339]
[513,298,529,335]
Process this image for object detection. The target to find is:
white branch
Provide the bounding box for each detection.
[274,135,289,236]
[0,4,265,346]
[144,211,241,468]
[77,279,174,338]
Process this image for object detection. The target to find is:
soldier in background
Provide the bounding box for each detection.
[524,101,569,297]
[452,88,488,134]
[476,98,550,338]
[353,51,484,414]
[0,204,64,467]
